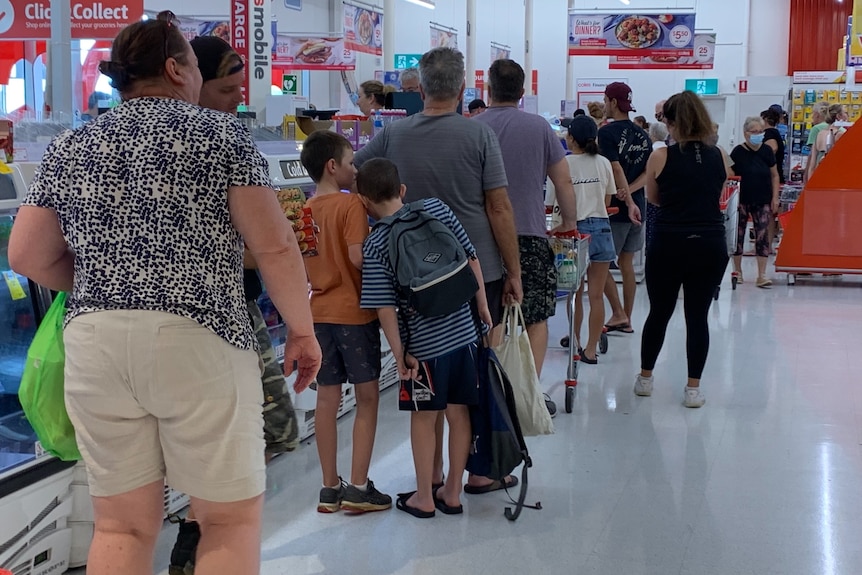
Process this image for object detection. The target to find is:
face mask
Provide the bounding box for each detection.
[749,133,764,146]
[349,93,360,105]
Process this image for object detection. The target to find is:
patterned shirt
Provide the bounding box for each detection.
[22,97,272,350]
[360,198,480,362]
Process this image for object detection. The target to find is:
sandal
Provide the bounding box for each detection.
[464,476,519,495]
[432,486,463,515]
[604,322,634,334]
[396,491,435,519]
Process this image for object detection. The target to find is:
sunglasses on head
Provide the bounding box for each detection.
[156,11,180,63]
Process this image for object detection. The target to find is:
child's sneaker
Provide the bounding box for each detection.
[318,478,347,513]
[684,386,706,408]
[634,374,653,397]
[341,480,392,513]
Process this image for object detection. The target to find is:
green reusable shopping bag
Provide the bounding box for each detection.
[18,292,81,461]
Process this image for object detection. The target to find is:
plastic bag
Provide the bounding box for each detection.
[18,292,81,461]
[494,304,554,436]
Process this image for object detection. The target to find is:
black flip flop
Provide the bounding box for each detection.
[604,323,634,334]
[433,486,463,515]
[579,353,598,365]
[463,476,519,495]
[396,491,435,519]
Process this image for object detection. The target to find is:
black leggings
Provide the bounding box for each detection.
[641,229,728,380]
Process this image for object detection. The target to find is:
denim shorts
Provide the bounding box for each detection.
[578,217,616,263]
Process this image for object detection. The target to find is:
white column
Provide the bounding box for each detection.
[466,0,477,87]
[384,0,396,70]
[48,0,74,121]
[565,0,573,99]
[524,0,534,94]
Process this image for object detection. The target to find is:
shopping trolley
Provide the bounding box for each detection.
[715,176,741,299]
[548,230,591,414]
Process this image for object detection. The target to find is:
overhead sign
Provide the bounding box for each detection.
[568,12,696,58]
[275,35,355,71]
[684,78,719,95]
[394,53,421,69]
[343,3,383,56]
[232,0,272,111]
[610,33,715,70]
[0,0,143,40]
[430,25,457,50]
[576,77,628,112]
[282,74,298,94]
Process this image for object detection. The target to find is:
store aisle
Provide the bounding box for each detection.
[71,263,862,575]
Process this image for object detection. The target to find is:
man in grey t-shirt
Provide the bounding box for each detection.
[474,58,579,372]
[354,47,522,502]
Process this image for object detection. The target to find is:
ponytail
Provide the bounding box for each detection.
[582,138,598,155]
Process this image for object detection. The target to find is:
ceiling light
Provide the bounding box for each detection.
[405,0,436,8]
[619,0,631,4]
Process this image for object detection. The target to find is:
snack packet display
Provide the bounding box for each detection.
[277,188,319,257]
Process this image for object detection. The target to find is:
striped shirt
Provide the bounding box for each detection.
[360,198,480,362]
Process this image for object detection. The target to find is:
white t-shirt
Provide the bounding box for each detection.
[546,153,615,226]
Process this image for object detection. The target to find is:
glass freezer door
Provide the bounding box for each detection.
[0,214,40,475]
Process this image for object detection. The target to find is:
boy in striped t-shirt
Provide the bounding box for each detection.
[357,158,492,519]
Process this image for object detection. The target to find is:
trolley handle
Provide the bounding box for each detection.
[549,229,590,240]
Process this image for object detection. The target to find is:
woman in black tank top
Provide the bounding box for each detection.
[633,91,731,409]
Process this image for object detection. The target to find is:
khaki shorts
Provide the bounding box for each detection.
[64,310,266,503]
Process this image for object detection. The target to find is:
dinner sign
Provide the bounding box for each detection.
[568,12,696,58]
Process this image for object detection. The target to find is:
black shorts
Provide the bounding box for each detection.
[398,343,480,412]
[314,321,382,386]
[519,235,557,325]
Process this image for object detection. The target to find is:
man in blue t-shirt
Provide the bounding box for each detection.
[597,82,650,334]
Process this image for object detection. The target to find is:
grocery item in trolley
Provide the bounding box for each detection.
[277,187,319,257]
[548,233,589,291]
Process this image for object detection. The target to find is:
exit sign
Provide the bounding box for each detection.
[394,54,422,70]
[685,78,719,96]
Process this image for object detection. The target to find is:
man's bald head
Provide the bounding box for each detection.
[655,99,667,123]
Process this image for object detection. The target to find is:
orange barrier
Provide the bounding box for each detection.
[775,121,862,278]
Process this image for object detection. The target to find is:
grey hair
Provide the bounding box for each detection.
[649,121,668,143]
[812,100,830,118]
[419,48,464,100]
[743,116,764,133]
[400,67,420,83]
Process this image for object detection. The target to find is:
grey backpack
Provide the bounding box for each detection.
[375,200,478,318]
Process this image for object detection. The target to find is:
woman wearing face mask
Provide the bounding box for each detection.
[730,117,780,288]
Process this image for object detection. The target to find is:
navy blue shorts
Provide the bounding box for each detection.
[399,343,480,412]
[314,321,381,386]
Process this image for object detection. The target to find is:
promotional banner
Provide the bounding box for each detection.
[568,12,696,57]
[232,0,272,111]
[610,33,715,70]
[274,35,355,71]
[491,44,510,62]
[576,77,627,111]
[0,0,143,40]
[430,25,458,50]
[343,3,383,56]
[850,2,862,66]
[176,17,231,44]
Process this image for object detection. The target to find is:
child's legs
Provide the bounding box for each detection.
[351,381,380,485]
[407,410,440,513]
[315,383,343,487]
[339,321,383,485]
[433,412,445,484]
[439,404,470,506]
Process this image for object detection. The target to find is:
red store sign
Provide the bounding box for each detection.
[0,1,143,40]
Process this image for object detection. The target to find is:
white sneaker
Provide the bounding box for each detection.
[684,386,706,408]
[634,374,653,397]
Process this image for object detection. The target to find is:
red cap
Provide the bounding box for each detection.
[605,82,636,113]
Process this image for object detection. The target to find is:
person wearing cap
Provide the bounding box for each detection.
[166,35,303,575]
[598,81,650,334]
[475,58,578,373]
[547,115,616,363]
[468,98,487,116]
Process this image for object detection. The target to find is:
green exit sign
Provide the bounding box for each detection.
[685,78,719,96]
[394,54,422,70]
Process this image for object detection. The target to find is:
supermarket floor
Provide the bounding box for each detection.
[71,260,862,575]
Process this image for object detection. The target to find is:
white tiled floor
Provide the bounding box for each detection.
[72,261,862,574]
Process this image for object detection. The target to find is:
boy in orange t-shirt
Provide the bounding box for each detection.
[301,131,391,514]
